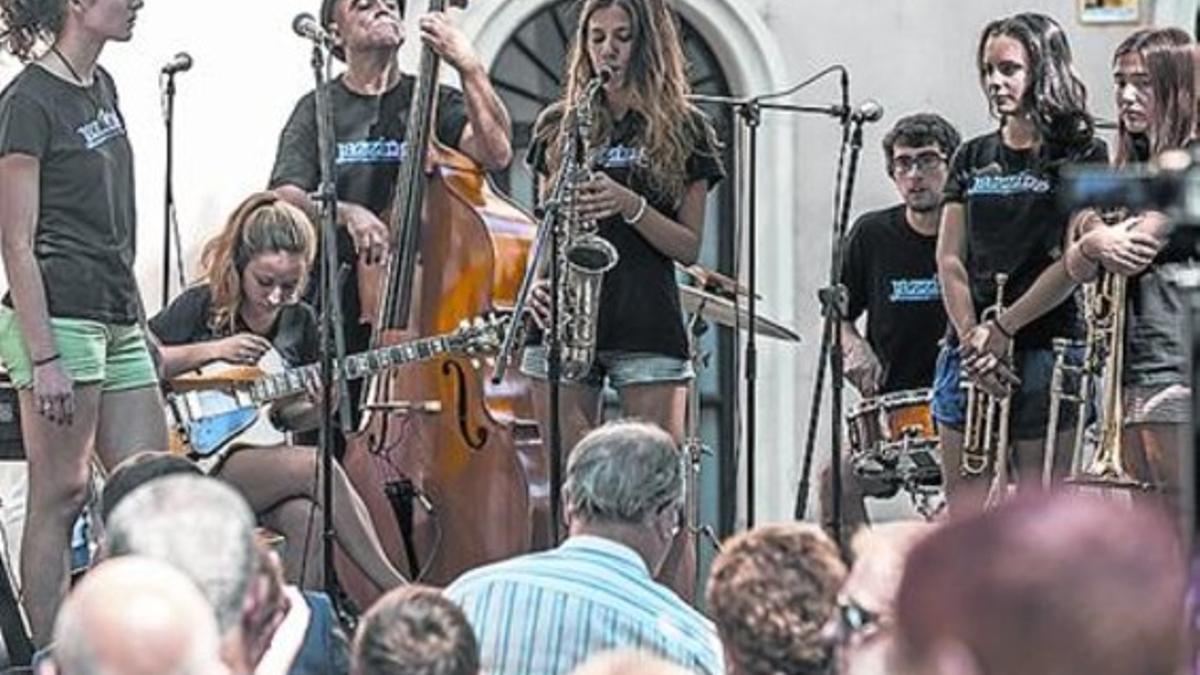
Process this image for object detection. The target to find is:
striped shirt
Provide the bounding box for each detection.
[444,535,724,675]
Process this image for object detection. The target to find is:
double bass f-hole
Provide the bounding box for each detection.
[443,360,488,450]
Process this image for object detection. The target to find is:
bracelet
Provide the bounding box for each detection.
[624,196,648,225]
[32,353,60,368]
[991,317,1014,340]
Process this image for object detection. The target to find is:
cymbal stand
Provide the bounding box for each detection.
[683,309,722,592]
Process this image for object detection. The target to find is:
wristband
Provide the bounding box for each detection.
[624,196,648,225]
[33,353,60,368]
[991,317,1014,340]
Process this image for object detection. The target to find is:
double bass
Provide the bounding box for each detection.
[338,0,548,601]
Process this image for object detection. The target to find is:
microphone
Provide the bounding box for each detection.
[292,12,334,47]
[848,99,884,124]
[160,52,192,75]
[582,68,613,100]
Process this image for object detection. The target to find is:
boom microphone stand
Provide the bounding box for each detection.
[689,66,855,530]
[159,66,188,307]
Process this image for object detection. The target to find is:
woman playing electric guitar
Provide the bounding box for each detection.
[149,192,406,593]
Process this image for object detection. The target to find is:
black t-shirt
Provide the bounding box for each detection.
[842,205,945,392]
[149,285,319,368]
[0,65,140,323]
[268,74,469,351]
[944,131,1108,350]
[1121,137,1192,387]
[527,108,724,358]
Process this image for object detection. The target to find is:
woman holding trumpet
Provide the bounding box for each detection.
[932,12,1107,512]
[974,27,1195,508]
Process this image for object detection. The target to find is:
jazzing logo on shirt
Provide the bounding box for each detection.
[597,145,645,168]
[889,277,941,303]
[336,138,407,165]
[75,109,125,150]
[967,171,1051,196]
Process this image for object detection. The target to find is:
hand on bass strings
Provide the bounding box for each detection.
[418,11,483,74]
[1083,217,1160,276]
[33,359,74,426]
[574,173,642,223]
[212,333,272,366]
[343,203,390,266]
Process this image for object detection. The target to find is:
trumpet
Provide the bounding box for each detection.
[1045,241,1148,491]
[960,273,1013,496]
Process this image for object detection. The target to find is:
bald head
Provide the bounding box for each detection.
[51,557,227,675]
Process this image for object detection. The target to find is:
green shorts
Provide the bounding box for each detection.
[0,307,158,392]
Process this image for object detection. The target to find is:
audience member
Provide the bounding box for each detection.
[706,523,846,675]
[43,556,228,675]
[569,650,692,675]
[352,585,478,675]
[834,522,934,675]
[252,543,350,675]
[105,475,266,674]
[99,450,202,524]
[893,492,1185,675]
[445,421,723,674]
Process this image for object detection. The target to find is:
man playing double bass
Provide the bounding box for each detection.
[270,0,513,380]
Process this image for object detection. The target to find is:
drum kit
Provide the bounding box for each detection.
[677,264,945,538]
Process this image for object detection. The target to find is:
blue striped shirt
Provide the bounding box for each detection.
[444,535,724,675]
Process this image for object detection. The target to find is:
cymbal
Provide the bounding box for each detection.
[679,284,801,342]
[676,263,756,299]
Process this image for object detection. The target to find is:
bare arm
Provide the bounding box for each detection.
[625,181,706,265]
[840,320,881,397]
[936,202,976,341]
[421,12,512,170]
[0,154,74,424]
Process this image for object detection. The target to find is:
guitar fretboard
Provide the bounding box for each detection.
[249,335,453,403]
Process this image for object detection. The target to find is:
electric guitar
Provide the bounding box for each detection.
[166,316,506,461]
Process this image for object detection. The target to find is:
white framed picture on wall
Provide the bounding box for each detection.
[1079,0,1141,23]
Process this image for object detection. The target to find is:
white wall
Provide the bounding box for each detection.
[0,0,1191,525]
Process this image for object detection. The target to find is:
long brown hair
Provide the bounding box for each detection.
[198,192,316,334]
[538,0,716,205]
[0,0,65,61]
[1113,27,1195,166]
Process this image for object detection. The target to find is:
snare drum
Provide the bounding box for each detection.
[879,388,936,443]
[846,397,885,456]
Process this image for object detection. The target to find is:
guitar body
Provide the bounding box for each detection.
[167,349,290,466]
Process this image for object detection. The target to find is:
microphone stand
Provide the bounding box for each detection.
[307,42,354,597]
[792,110,870,552]
[160,71,186,307]
[493,107,589,547]
[688,92,852,530]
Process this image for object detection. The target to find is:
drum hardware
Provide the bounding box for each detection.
[845,387,944,519]
[682,311,722,596]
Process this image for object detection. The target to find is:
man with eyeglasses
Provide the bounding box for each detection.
[822,113,961,532]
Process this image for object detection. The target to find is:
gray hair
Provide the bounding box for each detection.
[105,475,258,635]
[563,420,682,525]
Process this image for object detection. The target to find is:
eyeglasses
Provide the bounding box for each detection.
[835,597,881,641]
[892,152,946,176]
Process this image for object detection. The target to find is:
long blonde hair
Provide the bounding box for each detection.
[538,0,717,205]
[198,192,316,334]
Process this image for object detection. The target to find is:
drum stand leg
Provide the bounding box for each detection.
[684,314,721,598]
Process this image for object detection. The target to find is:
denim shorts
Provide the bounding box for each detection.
[932,340,1084,441]
[0,307,158,392]
[520,346,693,388]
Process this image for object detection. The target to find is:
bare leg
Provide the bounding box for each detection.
[19,385,101,646]
[94,385,169,469]
[260,497,323,589]
[529,380,604,458]
[938,424,986,516]
[618,382,693,600]
[1013,432,1071,490]
[216,445,406,593]
[1129,423,1183,519]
